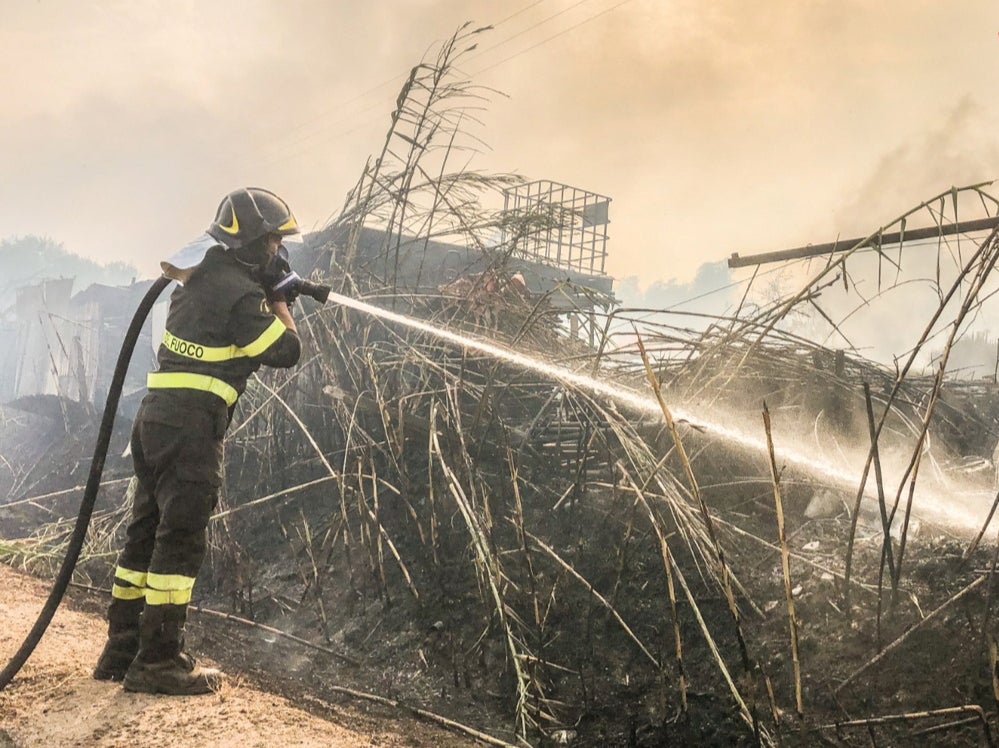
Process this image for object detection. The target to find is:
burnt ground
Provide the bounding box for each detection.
[0,564,475,748]
[191,477,999,747]
[4,404,999,747]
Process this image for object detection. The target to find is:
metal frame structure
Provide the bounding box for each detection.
[502,180,611,276]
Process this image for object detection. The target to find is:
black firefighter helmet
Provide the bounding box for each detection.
[207,187,300,249]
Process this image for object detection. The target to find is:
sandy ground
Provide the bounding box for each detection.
[0,565,474,747]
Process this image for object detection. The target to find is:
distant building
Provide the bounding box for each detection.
[0,278,161,418]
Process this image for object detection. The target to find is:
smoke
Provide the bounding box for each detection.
[771,97,999,368]
[478,0,999,282]
[615,260,735,319]
[834,97,999,236]
[2,1,996,287]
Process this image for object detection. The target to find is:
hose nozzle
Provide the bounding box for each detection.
[298,279,331,304]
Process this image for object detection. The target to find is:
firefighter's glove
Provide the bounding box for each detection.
[266,270,302,304]
[260,247,301,304]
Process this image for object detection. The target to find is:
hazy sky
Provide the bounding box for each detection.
[3,0,998,285]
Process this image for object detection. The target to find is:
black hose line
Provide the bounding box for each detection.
[0,275,172,691]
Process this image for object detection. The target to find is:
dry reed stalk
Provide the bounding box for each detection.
[834,574,987,694]
[337,491,357,595]
[840,226,999,614]
[354,463,378,584]
[299,687,523,748]
[762,403,803,718]
[963,489,999,561]
[367,455,389,602]
[366,455,419,600]
[297,509,332,641]
[331,22,518,284]
[429,413,533,738]
[668,545,774,745]
[989,634,999,721]
[608,489,640,610]
[634,333,763,741]
[524,530,659,670]
[2,477,132,509]
[426,404,440,567]
[911,716,991,740]
[506,449,550,723]
[887,233,999,598]
[981,526,999,730]
[210,476,339,521]
[336,399,364,593]
[506,457,541,627]
[862,382,896,585]
[620,467,687,714]
[365,350,403,469]
[814,704,994,746]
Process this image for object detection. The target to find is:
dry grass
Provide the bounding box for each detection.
[6,24,999,746]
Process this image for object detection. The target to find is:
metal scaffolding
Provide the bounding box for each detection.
[502,180,611,276]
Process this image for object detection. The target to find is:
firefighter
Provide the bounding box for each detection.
[93,188,304,695]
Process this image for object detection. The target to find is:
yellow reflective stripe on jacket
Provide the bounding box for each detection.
[147,372,239,406]
[112,584,145,600]
[115,566,147,587]
[145,572,196,606]
[239,317,286,357]
[162,318,285,363]
[163,330,245,362]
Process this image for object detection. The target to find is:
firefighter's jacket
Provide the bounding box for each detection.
[109,245,301,610]
[144,244,301,431]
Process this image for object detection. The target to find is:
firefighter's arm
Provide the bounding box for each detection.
[258,303,300,368]
[231,293,301,368]
[268,299,297,334]
[260,299,301,367]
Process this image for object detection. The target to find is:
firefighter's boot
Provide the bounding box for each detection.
[93,597,143,681]
[122,603,222,695]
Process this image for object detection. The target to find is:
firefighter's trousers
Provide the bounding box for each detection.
[104,396,224,663]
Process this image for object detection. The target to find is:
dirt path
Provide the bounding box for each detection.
[0,565,476,747]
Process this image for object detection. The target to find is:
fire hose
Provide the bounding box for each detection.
[0,271,329,691]
[0,275,171,691]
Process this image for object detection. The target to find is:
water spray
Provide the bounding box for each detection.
[329,292,856,479]
[327,290,996,533]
